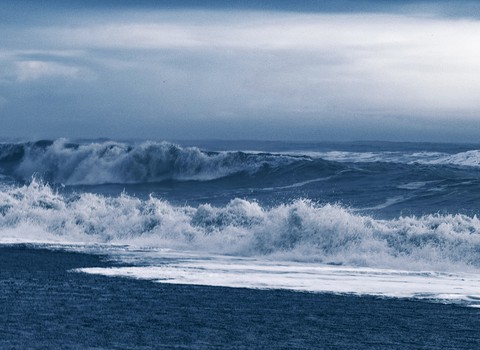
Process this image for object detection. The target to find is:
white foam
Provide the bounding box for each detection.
[76,251,480,307]
[424,150,480,167]
[1,180,480,272]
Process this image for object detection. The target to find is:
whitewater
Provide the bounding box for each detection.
[1,139,480,306]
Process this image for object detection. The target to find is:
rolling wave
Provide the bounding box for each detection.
[1,180,479,272]
[0,139,311,185]
[1,139,479,186]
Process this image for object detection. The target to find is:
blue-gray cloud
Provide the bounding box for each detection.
[1,3,480,142]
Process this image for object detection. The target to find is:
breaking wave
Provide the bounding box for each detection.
[1,180,480,272]
[310,150,480,167]
[425,150,480,167]
[1,139,479,186]
[0,139,320,185]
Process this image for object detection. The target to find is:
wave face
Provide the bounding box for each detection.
[2,139,479,187]
[0,139,315,185]
[1,180,480,272]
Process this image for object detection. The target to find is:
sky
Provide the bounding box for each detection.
[1,0,480,142]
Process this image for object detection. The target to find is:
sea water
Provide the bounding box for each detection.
[1,138,480,307]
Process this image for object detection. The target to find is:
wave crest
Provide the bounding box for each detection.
[1,180,480,272]
[0,139,302,185]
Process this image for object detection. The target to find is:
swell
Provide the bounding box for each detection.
[1,139,479,187]
[1,180,480,272]
[0,139,322,185]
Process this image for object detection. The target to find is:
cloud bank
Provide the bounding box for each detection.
[1,9,480,141]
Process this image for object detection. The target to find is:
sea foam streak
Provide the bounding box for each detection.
[77,254,480,307]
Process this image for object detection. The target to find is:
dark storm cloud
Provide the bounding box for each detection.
[5,0,480,14]
[1,1,480,141]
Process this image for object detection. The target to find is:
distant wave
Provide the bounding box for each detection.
[1,180,479,272]
[306,150,480,167]
[424,150,480,167]
[0,139,317,185]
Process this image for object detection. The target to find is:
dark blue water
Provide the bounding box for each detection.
[1,246,480,349]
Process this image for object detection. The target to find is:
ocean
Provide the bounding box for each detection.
[1,138,480,348]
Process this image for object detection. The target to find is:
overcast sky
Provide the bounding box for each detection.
[1,0,480,142]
